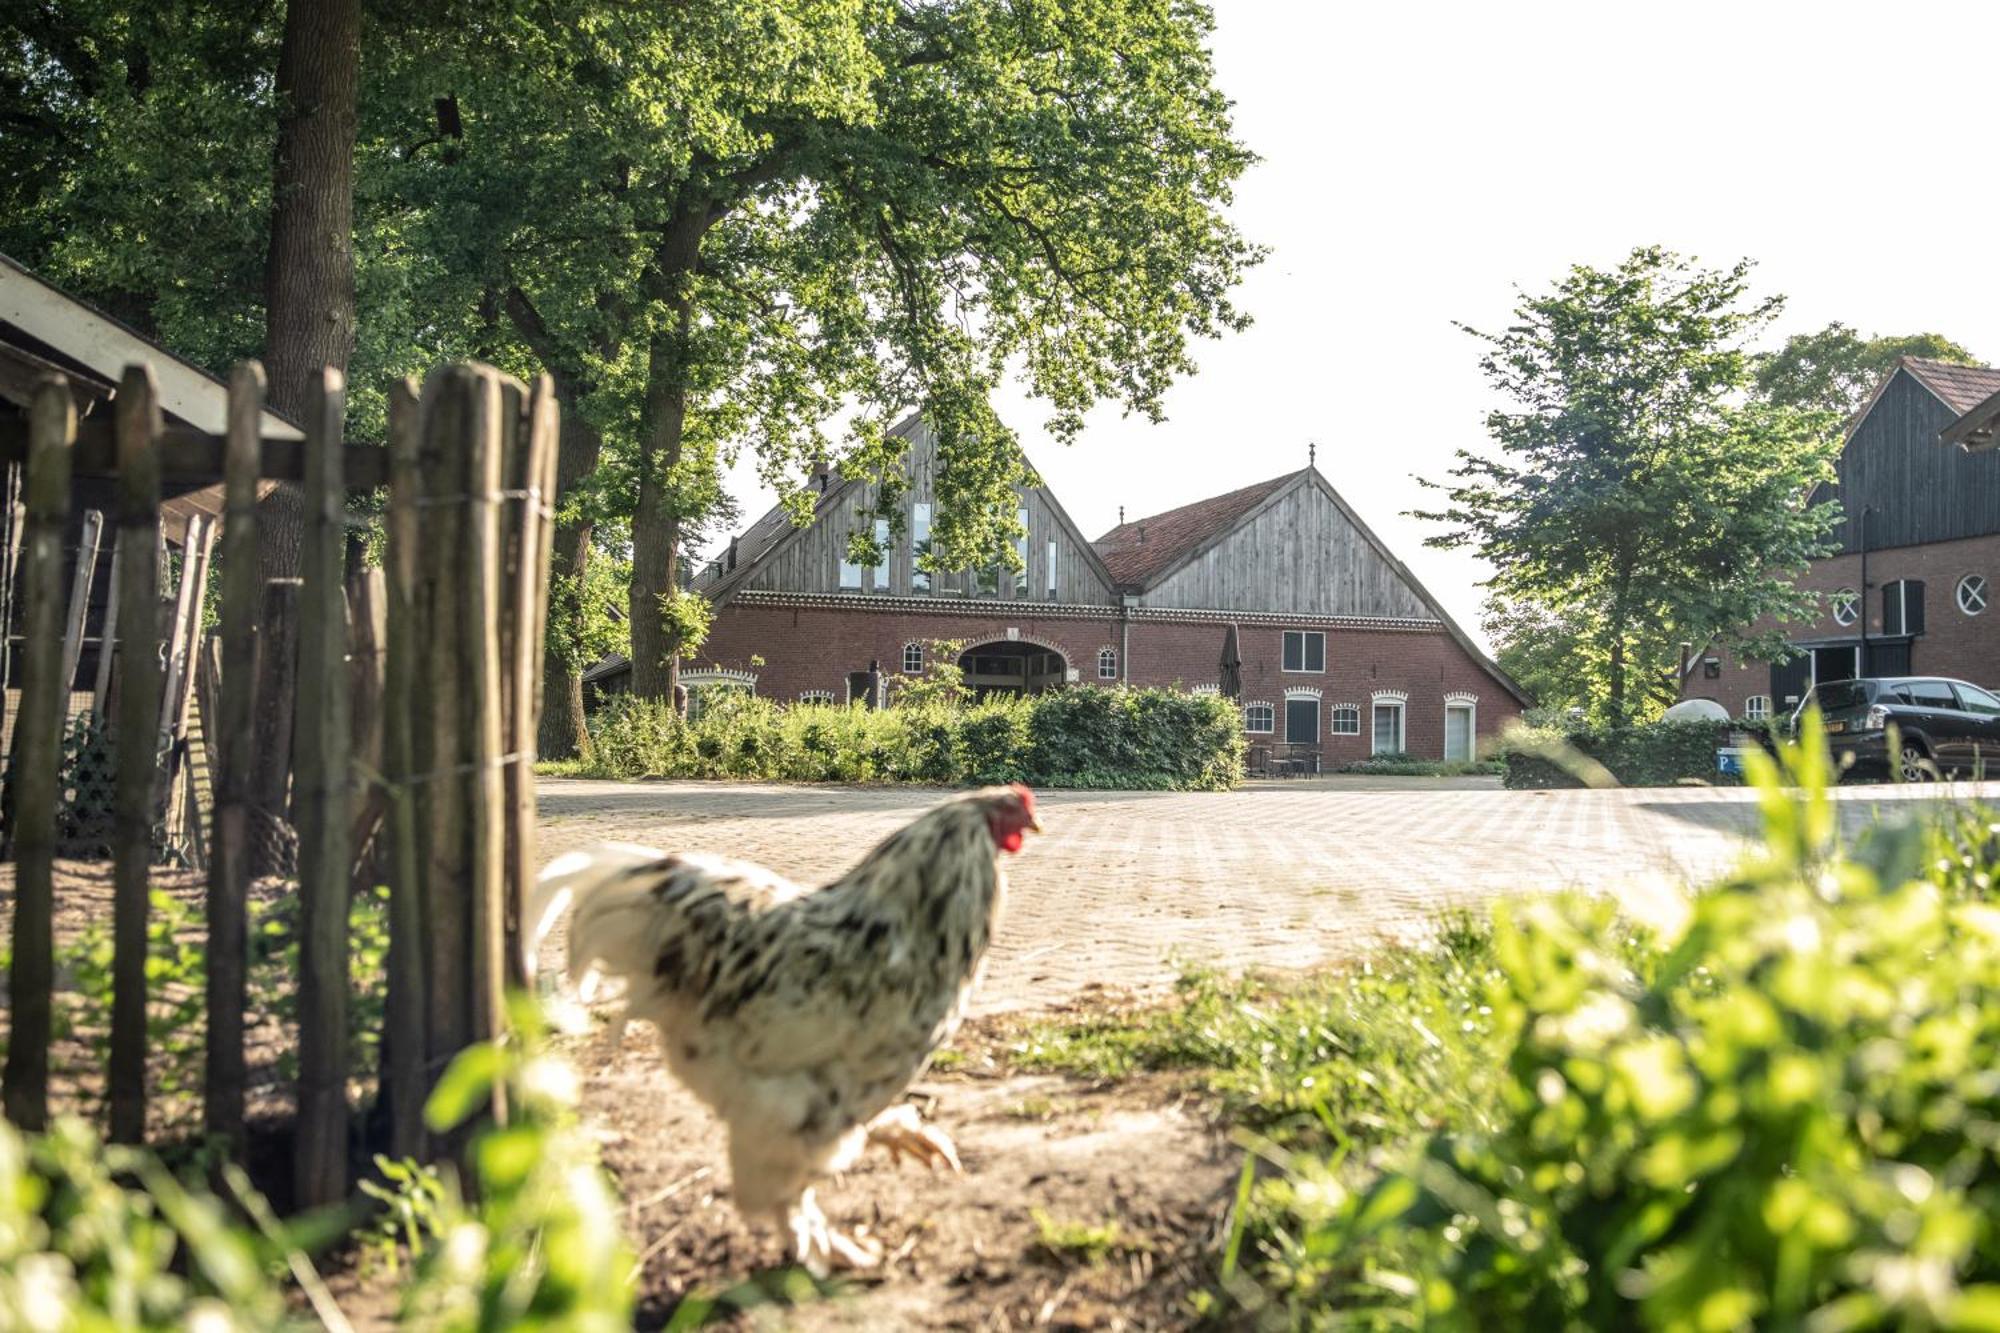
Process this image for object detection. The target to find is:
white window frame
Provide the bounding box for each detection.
[1046,537,1058,600]
[1098,647,1118,680]
[1744,695,1770,721]
[1830,587,1859,627]
[1444,693,1478,762]
[901,642,924,674]
[1958,573,1987,617]
[1191,683,1219,696]
[1243,701,1275,734]
[1282,689,1321,744]
[1370,690,1408,756]
[797,690,836,705]
[1329,703,1361,735]
[911,502,933,595]
[1281,629,1326,673]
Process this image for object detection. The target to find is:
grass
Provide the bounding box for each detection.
[1030,1209,1131,1266]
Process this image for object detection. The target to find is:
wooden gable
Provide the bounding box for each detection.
[1830,366,2000,553]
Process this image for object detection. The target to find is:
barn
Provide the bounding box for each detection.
[592,417,1526,772]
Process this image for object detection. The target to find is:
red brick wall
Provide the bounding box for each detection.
[1682,532,2000,715]
[695,600,1524,764]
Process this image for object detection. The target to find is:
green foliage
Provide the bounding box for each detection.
[1421,246,1842,725]
[544,545,631,677]
[1501,719,1741,789]
[583,684,1243,791]
[1219,719,2000,1330]
[0,1117,303,1331]
[1334,755,1504,778]
[1755,322,1982,417]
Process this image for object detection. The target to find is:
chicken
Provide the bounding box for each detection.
[531,783,1041,1274]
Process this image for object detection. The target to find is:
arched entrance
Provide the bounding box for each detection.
[958,640,1069,698]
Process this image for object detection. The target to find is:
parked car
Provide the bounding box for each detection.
[1791,677,2000,780]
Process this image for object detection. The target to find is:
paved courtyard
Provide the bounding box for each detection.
[538,776,2000,1016]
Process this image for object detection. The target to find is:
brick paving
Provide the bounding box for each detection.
[537,776,2000,1016]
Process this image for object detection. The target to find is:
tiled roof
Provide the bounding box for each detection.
[1902,358,2000,415]
[1092,472,1298,588]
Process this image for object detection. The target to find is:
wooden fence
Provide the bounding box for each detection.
[0,360,557,1209]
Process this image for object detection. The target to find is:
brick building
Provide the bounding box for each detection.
[593,417,1526,769]
[1681,358,2000,719]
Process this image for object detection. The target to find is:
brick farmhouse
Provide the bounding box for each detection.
[1680,358,2000,719]
[594,416,1527,769]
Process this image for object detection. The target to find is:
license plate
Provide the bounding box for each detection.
[1826,720,1846,734]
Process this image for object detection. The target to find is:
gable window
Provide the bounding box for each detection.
[1829,588,1859,626]
[911,503,933,595]
[1329,705,1360,735]
[1371,692,1406,756]
[1745,695,1770,722]
[838,538,863,592]
[902,642,924,674]
[1282,630,1325,673]
[1046,538,1058,600]
[798,690,836,705]
[1243,702,1274,733]
[866,518,891,594]
[1098,647,1118,680]
[1013,507,1030,597]
[1284,695,1319,744]
[1883,579,1926,637]
[1957,574,1987,617]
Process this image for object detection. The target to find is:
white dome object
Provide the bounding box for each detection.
[1662,698,1731,723]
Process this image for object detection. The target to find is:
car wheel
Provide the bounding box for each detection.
[1898,743,1936,783]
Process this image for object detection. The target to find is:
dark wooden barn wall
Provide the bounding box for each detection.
[1830,372,2000,553]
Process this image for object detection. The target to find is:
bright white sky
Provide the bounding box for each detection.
[712,0,2000,648]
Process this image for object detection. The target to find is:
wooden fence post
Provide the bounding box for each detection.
[501,377,558,987]
[381,377,427,1158]
[205,362,263,1151]
[462,369,507,1124]
[109,365,162,1145]
[294,367,353,1209]
[1,379,75,1130]
[58,509,103,692]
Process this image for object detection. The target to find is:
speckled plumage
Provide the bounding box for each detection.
[536,784,1035,1272]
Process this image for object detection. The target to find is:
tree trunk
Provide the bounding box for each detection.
[539,411,604,759]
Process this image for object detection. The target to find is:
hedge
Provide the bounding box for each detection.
[582,685,1244,791]
[1501,719,1748,789]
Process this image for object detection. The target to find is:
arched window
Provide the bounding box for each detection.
[1329,705,1360,735]
[902,641,924,674]
[1243,702,1274,733]
[1745,695,1771,721]
[1958,574,1988,616]
[1098,647,1118,680]
[798,690,836,706]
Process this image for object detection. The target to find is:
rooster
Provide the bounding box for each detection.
[532,783,1041,1274]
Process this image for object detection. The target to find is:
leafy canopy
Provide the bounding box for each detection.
[1754,322,1981,418]
[1420,246,1841,724]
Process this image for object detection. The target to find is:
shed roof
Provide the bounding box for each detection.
[1092,472,1297,589]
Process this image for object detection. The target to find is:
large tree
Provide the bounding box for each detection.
[1754,323,1980,418]
[1420,247,1842,726]
[390,0,1259,716]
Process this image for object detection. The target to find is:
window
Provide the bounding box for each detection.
[1905,679,1957,710]
[798,690,836,705]
[838,539,862,591]
[1958,574,1987,617]
[1883,579,1926,637]
[1329,705,1360,735]
[1098,647,1118,680]
[1830,588,1859,626]
[902,642,924,674]
[1014,507,1030,597]
[1444,702,1476,762]
[1284,697,1319,743]
[1046,538,1058,600]
[1744,695,1771,721]
[911,503,933,594]
[1243,702,1274,733]
[1955,682,2000,718]
[1282,630,1325,673]
[865,518,891,593]
[1371,701,1405,755]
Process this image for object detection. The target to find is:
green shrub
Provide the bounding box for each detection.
[582,685,1243,791]
[1222,718,2000,1329]
[1502,719,1739,788]
[1335,754,1504,778]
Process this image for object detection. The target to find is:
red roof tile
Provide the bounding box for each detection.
[1902,358,2000,415]
[1093,472,1299,588]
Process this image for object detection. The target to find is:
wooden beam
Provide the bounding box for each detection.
[2,378,74,1130]
[380,377,427,1160]
[57,508,104,691]
[0,417,388,489]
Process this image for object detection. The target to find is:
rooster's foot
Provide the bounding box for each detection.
[786,1189,881,1278]
[867,1102,963,1173]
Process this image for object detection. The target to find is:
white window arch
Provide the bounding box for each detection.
[1744,695,1771,721]
[1190,683,1219,696]
[1097,647,1118,680]
[1243,701,1274,734]
[1958,574,1988,617]
[902,641,925,674]
[798,690,836,706]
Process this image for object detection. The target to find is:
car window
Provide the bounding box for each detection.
[1954,683,2000,718]
[1905,680,1960,709]
[1812,681,1871,711]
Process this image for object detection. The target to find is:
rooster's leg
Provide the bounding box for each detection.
[783,1189,881,1277]
[867,1102,963,1172]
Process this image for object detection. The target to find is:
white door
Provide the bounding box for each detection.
[1445,704,1474,762]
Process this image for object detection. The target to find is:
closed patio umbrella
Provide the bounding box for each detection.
[1219,623,1242,699]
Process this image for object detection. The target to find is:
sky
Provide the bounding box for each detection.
[708,0,2000,648]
